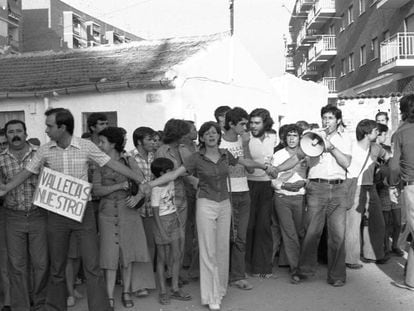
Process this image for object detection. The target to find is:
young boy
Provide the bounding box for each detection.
[150,158,192,305]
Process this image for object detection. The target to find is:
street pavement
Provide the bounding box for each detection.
[69,252,414,311]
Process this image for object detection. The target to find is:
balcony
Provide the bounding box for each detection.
[378,33,414,74]
[307,0,336,30]
[296,25,318,49]
[297,0,315,12]
[297,61,318,79]
[308,35,337,66]
[376,0,410,9]
[320,77,337,94]
[285,56,296,73]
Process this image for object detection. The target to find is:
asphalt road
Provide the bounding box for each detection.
[69,252,414,311]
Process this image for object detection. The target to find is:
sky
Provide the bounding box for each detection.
[63,0,296,78]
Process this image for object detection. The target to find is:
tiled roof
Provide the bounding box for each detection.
[0,33,227,97]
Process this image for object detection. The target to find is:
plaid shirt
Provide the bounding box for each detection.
[26,136,110,181]
[130,148,154,217]
[0,143,39,211]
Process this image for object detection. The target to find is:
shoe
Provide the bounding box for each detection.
[170,289,192,301]
[329,280,345,287]
[208,303,221,311]
[74,289,83,299]
[290,273,307,284]
[121,292,134,308]
[66,296,75,307]
[159,292,170,305]
[392,248,405,257]
[1,306,11,311]
[376,256,390,264]
[230,279,253,290]
[391,281,414,291]
[108,298,115,311]
[250,273,274,279]
[135,289,149,297]
[361,257,376,263]
[346,263,363,269]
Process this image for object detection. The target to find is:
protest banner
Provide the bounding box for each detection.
[33,167,91,222]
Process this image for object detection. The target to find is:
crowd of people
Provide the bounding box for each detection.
[0,95,412,311]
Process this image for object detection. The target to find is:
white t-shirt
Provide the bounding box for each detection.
[271,148,307,195]
[220,136,249,192]
[151,181,176,216]
[247,132,277,181]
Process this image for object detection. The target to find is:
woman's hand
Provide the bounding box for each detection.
[125,193,144,209]
[121,181,129,191]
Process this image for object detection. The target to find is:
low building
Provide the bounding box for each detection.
[0,33,281,149]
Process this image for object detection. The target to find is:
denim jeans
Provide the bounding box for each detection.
[246,181,273,274]
[45,206,110,311]
[274,194,304,274]
[6,208,48,311]
[298,181,347,283]
[229,191,250,282]
[345,185,364,264]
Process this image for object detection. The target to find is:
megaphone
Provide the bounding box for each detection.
[300,131,326,157]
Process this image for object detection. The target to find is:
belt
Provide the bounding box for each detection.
[310,178,344,185]
[403,181,414,187]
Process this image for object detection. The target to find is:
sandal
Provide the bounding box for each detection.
[159,292,171,305]
[170,289,192,301]
[121,292,134,308]
[230,279,253,290]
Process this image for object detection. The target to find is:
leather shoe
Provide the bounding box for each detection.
[1,306,11,311]
[346,263,363,269]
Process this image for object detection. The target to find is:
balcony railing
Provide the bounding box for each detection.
[315,35,336,54]
[321,77,336,93]
[380,33,414,65]
[297,25,318,47]
[376,0,410,9]
[297,61,318,78]
[307,0,336,29]
[298,0,314,12]
[285,56,295,72]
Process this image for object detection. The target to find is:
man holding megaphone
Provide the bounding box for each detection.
[272,104,352,287]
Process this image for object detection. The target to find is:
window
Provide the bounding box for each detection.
[371,37,379,59]
[360,45,366,66]
[329,64,336,77]
[329,24,335,35]
[340,14,346,32]
[348,5,354,25]
[359,0,366,14]
[349,53,355,72]
[383,30,390,41]
[0,111,25,126]
[340,58,346,76]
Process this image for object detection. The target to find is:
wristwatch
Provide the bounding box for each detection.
[327,145,335,152]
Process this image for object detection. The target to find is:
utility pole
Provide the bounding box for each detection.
[230,0,234,36]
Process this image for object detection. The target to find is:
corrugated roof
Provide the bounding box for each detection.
[0,33,228,97]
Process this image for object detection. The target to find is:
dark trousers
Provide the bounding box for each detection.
[6,208,48,311]
[298,181,347,283]
[45,206,110,311]
[274,194,304,274]
[246,181,273,274]
[229,191,251,282]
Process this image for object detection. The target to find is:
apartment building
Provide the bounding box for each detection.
[21,0,142,52]
[287,0,414,98]
[0,0,22,53]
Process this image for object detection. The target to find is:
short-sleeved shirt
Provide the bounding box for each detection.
[347,142,387,186]
[247,132,277,182]
[220,137,249,192]
[0,143,39,211]
[308,130,352,180]
[185,148,237,202]
[25,136,110,181]
[151,181,176,216]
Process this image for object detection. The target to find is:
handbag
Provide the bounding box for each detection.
[344,145,371,209]
[121,156,146,209]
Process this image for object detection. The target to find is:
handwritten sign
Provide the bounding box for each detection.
[33,167,91,222]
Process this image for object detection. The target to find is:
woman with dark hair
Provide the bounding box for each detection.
[92,127,154,309]
[148,121,269,311]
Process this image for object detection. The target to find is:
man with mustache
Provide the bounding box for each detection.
[0,120,48,311]
[245,108,278,278]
